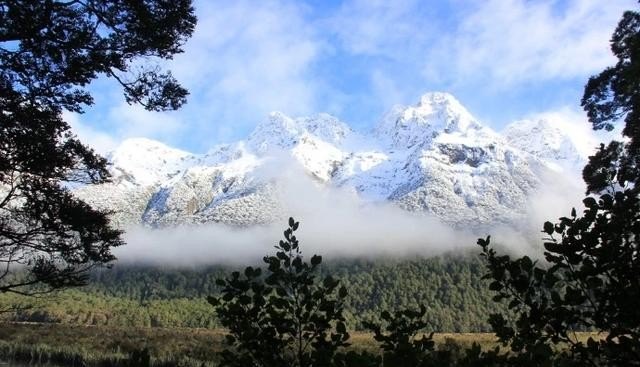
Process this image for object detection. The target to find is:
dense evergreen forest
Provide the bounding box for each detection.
[0,252,504,332]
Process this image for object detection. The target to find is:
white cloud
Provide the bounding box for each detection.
[370,70,409,110]
[523,106,618,158]
[65,103,186,154]
[327,0,428,56]
[69,0,635,153]
[111,151,587,264]
[425,0,635,88]
[64,111,118,154]
[167,0,324,143]
[116,158,474,265]
[107,103,184,141]
[71,0,324,153]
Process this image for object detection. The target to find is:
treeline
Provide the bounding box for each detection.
[0,252,503,332]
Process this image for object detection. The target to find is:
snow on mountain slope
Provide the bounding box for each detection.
[248,112,352,152]
[75,92,583,229]
[375,92,485,148]
[107,138,195,187]
[503,118,588,173]
[142,152,264,226]
[342,92,543,225]
[291,133,346,182]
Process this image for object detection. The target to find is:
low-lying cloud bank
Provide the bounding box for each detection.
[117,164,472,266]
[120,211,469,266]
[114,159,588,266]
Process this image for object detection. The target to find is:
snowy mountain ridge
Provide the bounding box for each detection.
[75,92,592,229]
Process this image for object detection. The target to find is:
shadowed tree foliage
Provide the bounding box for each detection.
[364,306,446,367]
[208,218,351,367]
[478,5,640,367]
[0,0,196,295]
[362,304,506,367]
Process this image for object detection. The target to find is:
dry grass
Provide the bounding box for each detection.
[0,322,225,366]
[347,331,499,353]
[0,322,606,366]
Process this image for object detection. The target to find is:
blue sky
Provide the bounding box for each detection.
[66,0,636,154]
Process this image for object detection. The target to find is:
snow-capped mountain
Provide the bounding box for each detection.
[106,138,195,186]
[75,92,588,229]
[375,93,485,148]
[248,112,352,153]
[503,118,589,174]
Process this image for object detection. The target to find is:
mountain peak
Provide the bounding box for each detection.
[375,92,483,148]
[503,118,585,172]
[248,112,351,153]
[113,137,175,150]
[414,92,477,128]
[110,138,191,161]
[108,138,193,186]
[417,91,461,108]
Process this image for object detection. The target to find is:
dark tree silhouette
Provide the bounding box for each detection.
[0,1,196,295]
[478,6,640,367]
[209,218,351,367]
[364,306,445,367]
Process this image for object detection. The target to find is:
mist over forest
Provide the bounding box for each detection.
[116,163,586,266]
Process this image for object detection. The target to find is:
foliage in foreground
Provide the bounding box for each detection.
[474,5,640,367]
[209,218,501,367]
[211,212,638,366]
[209,218,350,367]
[0,0,196,295]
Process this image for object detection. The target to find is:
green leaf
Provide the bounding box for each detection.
[583,197,597,208]
[339,286,348,298]
[544,241,563,253]
[586,276,603,288]
[225,335,236,344]
[239,295,251,305]
[543,221,554,235]
[381,311,391,321]
[476,236,491,248]
[206,296,219,306]
[244,266,254,278]
[311,255,322,266]
[276,288,288,297]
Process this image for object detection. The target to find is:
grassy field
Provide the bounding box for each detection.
[0,322,503,366]
[0,322,224,366]
[0,322,604,366]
